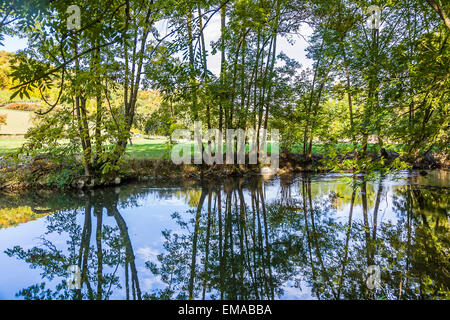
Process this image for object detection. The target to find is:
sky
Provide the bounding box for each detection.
[1,16,314,77]
[1,34,28,53]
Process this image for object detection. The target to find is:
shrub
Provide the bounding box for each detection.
[4,103,41,111]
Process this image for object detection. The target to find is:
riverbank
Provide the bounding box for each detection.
[0,149,448,191]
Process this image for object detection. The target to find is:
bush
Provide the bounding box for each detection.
[4,103,41,111]
[145,113,172,136]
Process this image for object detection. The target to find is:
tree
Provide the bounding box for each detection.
[7,0,166,182]
[425,0,450,30]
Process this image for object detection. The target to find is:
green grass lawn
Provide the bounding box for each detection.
[0,136,279,159]
[0,137,27,156]
[124,137,169,159]
[0,137,170,158]
[0,135,403,159]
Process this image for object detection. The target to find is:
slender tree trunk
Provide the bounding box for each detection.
[95,205,103,299]
[74,41,92,177]
[188,188,207,299]
[425,0,450,30]
[263,0,281,132]
[109,201,142,300]
[337,188,356,298]
[187,9,198,121]
[343,51,358,156]
[202,189,212,299]
[219,2,226,131]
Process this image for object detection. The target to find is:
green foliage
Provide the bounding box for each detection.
[145,103,176,136]
[19,107,79,160]
[45,166,81,189]
[0,0,447,181]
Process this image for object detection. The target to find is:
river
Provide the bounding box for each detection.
[0,170,448,300]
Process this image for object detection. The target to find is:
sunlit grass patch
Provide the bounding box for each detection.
[0,206,52,229]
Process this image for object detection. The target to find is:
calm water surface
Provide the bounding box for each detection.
[0,171,448,300]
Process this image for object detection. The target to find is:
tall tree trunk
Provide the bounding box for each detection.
[202,189,212,299]
[219,2,226,131]
[187,9,198,121]
[108,200,142,300]
[188,187,207,299]
[74,41,92,177]
[343,51,357,156]
[263,0,281,132]
[337,187,356,298]
[95,204,103,299]
[425,0,450,30]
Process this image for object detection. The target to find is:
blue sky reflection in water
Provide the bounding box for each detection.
[0,171,448,300]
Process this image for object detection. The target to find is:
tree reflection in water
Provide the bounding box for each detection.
[3,173,449,300]
[5,189,142,300]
